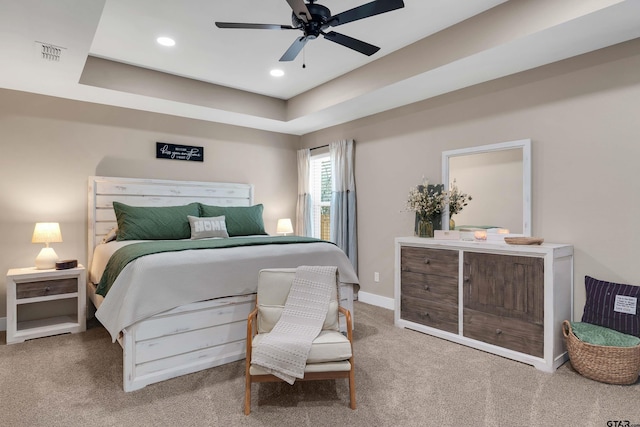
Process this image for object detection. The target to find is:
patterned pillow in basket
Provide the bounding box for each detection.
[582,276,640,337]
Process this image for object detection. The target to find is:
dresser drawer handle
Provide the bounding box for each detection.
[44,286,51,292]
[420,311,430,318]
[495,329,502,335]
[423,258,430,265]
[423,285,430,291]
[463,276,470,282]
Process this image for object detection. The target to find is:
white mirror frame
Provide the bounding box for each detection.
[441,139,532,236]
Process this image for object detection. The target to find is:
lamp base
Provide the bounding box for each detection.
[35,247,59,270]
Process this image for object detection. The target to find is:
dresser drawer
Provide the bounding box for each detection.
[463,308,543,357]
[16,278,78,299]
[401,294,458,334]
[401,271,457,306]
[401,247,458,277]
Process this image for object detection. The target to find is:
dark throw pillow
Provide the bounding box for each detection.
[113,201,200,241]
[581,275,640,337]
[198,204,267,237]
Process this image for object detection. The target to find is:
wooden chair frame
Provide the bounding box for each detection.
[244,302,356,415]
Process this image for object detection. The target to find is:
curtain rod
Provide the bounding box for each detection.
[310,145,329,150]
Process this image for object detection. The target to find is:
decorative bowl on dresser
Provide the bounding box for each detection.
[394,237,573,372]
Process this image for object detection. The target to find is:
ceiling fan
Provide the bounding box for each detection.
[215,0,405,62]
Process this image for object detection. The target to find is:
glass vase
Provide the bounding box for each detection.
[416,218,434,238]
[449,217,455,230]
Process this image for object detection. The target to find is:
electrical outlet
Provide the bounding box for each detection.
[374,272,380,282]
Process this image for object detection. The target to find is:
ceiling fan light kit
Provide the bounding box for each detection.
[215,0,405,62]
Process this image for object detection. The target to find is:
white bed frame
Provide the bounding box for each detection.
[87,176,354,392]
[88,176,259,392]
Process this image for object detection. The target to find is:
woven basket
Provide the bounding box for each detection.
[562,320,640,385]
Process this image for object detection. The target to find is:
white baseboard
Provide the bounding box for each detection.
[0,316,6,332]
[357,291,395,310]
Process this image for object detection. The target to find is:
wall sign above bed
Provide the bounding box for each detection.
[156,142,203,162]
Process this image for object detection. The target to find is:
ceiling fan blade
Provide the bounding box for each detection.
[286,0,311,23]
[280,36,309,61]
[215,22,296,30]
[329,0,405,27]
[323,31,380,56]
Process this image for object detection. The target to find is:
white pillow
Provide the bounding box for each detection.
[101,226,118,244]
[188,215,229,239]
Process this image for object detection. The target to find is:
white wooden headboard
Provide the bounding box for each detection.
[88,176,254,271]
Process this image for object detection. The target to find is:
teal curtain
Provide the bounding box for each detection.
[330,140,357,272]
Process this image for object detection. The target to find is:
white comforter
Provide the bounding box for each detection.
[92,239,359,341]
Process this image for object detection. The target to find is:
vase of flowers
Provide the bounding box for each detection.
[416,217,434,238]
[406,180,446,238]
[448,179,472,230]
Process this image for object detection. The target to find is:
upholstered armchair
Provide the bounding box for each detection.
[244,268,356,415]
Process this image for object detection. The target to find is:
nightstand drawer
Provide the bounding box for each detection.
[16,278,77,299]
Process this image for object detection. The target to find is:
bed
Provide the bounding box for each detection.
[87,176,359,392]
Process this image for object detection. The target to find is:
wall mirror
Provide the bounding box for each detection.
[441,139,531,236]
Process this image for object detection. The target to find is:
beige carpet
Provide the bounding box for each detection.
[1,302,638,427]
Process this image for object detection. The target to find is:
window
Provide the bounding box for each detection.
[310,153,331,240]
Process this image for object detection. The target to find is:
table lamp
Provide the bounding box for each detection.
[32,222,62,269]
[276,218,294,236]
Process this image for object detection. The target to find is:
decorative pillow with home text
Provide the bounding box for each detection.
[188,215,229,239]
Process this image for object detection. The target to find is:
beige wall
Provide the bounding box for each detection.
[2,39,640,324]
[301,39,640,319]
[0,90,299,318]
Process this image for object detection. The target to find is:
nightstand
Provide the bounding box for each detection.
[6,265,86,344]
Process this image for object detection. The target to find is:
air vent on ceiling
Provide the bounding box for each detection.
[35,41,65,62]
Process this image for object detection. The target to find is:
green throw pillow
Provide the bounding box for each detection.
[570,321,640,347]
[198,204,267,237]
[114,201,200,241]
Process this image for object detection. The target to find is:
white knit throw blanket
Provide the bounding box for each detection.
[252,265,337,384]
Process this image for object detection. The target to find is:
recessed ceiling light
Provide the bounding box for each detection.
[157,37,175,47]
[270,69,285,77]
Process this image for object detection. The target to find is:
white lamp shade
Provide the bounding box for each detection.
[32,222,63,244]
[276,218,294,235]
